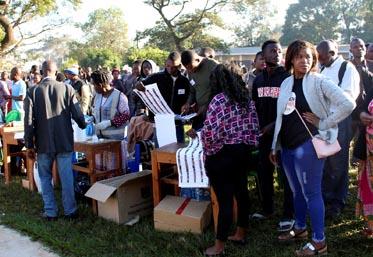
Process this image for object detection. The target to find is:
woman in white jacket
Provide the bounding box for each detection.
[269,40,354,256]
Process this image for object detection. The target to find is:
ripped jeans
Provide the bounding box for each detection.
[281,139,326,242]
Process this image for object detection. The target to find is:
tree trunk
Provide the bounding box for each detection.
[0,14,16,54]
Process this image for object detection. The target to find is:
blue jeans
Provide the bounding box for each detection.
[37,152,77,217]
[281,140,325,242]
[323,116,352,210]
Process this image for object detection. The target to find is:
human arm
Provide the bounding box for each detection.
[69,86,86,129]
[200,97,219,154]
[23,88,35,149]
[80,84,91,115]
[317,77,355,130]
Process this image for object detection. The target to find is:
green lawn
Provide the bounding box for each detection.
[0,171,372,257]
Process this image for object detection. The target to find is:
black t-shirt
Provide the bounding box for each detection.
[252,66,290,134]
[280,78,318,149]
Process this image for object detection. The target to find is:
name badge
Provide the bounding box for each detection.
[190,79,196,86]
[178,89,185,95]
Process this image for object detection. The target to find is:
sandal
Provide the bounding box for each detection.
[361,228,373,238]
[278,229,308,243]
[227,238,247,246]
[295,242,327,256]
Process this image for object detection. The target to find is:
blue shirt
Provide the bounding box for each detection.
[12,80,27,112]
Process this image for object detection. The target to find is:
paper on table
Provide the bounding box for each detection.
[14,132,24,139]
[154,114,177,147]
[176,133,209,188]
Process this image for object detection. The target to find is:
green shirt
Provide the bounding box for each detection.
[188,58,218,107]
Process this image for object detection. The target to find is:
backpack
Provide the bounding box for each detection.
[320,60,348,86]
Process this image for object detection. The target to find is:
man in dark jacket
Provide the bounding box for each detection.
[136,52,191,142]
[24,60,86,221]
[252,40,294,231]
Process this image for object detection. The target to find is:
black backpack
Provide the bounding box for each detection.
[321,60,348,86]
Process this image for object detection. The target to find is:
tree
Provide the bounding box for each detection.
[233,0,279,47]
[125,46,168,67]
[0,0,81,57]
[136,20,229,52]
[79,48,122,69]
[80,8,129,56]
[142,0,258,51]
[280,0,372,45]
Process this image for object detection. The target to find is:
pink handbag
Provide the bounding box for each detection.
[295,108,341,159]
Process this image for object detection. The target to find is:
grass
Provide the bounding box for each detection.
[0,170,372,257]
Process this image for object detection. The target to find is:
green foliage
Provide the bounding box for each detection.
[126,46,168,67]
[61,57,78,71]
[80,7,129,56]
[78,48,122,69]
[233,0,279,47]
[280,0,372,45]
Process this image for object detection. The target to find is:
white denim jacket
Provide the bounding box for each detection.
[271,72,355,151]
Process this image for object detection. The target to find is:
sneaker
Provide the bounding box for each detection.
[250,212,268,220]
[40,212,58,222]
[277,219,295,232]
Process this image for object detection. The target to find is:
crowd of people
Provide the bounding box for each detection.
[0,38,372,256]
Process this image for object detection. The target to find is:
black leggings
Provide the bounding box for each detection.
[205,144,252,241]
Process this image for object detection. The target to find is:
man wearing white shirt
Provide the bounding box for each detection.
[10,67,27,115]
[317,40,360,219]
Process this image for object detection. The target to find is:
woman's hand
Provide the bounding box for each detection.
[360,112,373,126]
[303,112,320,127]
[269,151,278,166]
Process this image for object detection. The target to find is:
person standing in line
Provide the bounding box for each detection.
[245,51,266,98]
[316,39,360,219]
[24,60,86,221]
[0,71,11,115]
[270,40,354,256]
[9,67,27,116]
[202,63,259,256]
[251,40,294,232]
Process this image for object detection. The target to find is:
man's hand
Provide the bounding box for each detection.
[135,81,146,92]
[303,112,320,127]
[181,103,190,114]
[261,122,275,136]
[360,112,373,126]
[186,128,197,139]
[27,148,36,160]
[269,151,278,166]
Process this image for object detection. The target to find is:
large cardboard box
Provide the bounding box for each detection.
[154,195,211,234]
[85,170,153,224]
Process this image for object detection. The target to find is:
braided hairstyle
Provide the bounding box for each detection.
[210,62,250,109]
[91,70,111,86]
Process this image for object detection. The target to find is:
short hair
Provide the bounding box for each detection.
[91,70,111,85]
[199,47,215,58]
[132,60,142,66]
[167,51,181,62]
[285,40,318,73]
[41,60,57,76]
[350,37,365,47]
[56,72,65,82]
[254,51,263,61]
[181,50,197,66]
[262,40,279,52]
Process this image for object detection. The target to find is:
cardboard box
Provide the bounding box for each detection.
[154,195,211,234]
[85,170,153,224]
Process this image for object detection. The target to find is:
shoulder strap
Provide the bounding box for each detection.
[294,107,314,139]
[338,61,348,86]
[320,66,325,72]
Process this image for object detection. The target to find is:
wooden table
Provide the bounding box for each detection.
[151,142,219,229]
[73,139,122,214]
[0,126,28,186]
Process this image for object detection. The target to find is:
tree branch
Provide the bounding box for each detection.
[169,0,187,22]
[0,14,16,51]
